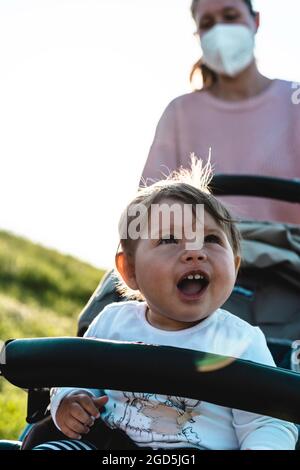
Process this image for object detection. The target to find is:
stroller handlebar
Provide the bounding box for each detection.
[1,337,300,424]
[211,175,300,203]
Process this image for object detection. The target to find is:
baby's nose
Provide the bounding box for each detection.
[181,249,207,262]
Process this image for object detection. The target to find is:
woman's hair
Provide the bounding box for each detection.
[190,0,256,89]
[116,156,241,299]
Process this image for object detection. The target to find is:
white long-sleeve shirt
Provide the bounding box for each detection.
[51,301,298,450]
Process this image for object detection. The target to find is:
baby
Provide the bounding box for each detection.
[48,158,297,450]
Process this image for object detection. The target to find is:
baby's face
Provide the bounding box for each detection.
[133,198,240,330]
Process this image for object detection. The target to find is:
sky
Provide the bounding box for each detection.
[0,0,300,269]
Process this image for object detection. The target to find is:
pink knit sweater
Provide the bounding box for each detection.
[142,80,300,224]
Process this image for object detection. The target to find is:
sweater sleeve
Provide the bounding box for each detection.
[232,327,298,450]
[141,99,180,185]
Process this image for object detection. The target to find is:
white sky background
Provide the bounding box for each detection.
[0,0,299,269]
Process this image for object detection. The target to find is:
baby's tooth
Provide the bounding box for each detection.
[194,274,201,280]
[187,275,194,280]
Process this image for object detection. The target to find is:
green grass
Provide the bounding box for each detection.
[0,230,105,440]
[0,230,104,316]
[0,381,27,441]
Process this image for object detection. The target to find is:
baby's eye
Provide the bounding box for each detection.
[205,234,222,244]
[158,234,178,245]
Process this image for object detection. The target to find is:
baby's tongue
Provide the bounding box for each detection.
[179,279,202,295]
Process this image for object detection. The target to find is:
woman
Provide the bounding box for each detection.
[141,0,300,224]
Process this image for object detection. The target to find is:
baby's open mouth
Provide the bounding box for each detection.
[177,271,209,296]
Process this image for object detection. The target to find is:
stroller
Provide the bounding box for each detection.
[1,174,300,450]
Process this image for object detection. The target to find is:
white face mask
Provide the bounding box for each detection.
[200,24,255,77]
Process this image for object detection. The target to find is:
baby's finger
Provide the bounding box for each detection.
[75,394,102,419]
[70,402,95,427]
[66,416,90,435]
[60,422,82,440]
[92,396,109,412]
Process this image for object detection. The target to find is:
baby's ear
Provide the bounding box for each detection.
[115,252,138,290]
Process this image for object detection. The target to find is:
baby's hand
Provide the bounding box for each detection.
[56,393,108,439]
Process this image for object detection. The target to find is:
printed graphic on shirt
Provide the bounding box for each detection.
[103,392,202,446]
